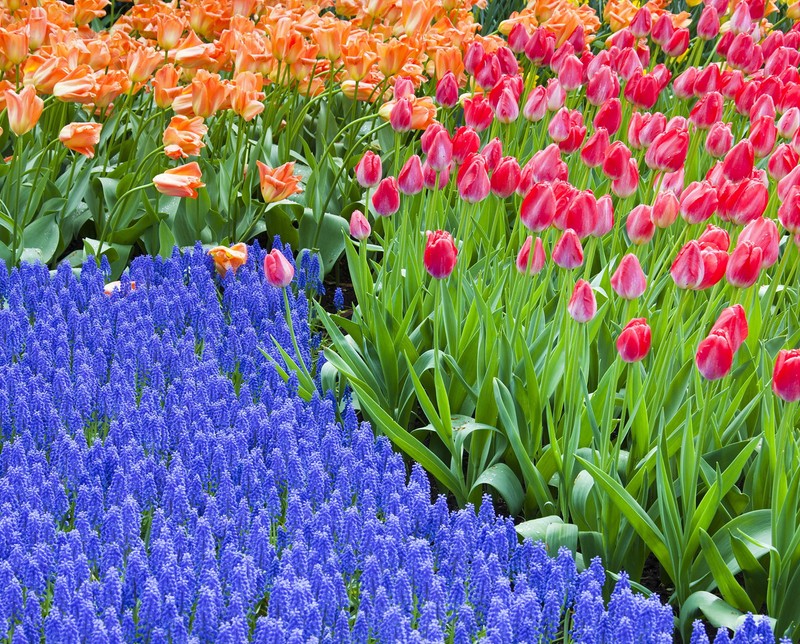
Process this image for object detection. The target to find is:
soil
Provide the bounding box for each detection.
[640,553,676,601]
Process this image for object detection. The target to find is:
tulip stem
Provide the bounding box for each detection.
[283,286,312,382]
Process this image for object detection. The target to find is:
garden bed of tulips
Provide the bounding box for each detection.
[1,0,800,639]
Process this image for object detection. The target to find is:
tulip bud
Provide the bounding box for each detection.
[697,6,720,40]
[698,224,730,251]
[263,249,294,288]
[349,209,371,240]
[730,1,752,34]
[593,195,614,236]
[424,230,458,279]
[611,254,647,299]
[652,190,680,228]
[520,182,556,232]
[750,115,777,158]
[673,67,697,99]
[726,241,762,288]
[586,66,619,106]
[371,177,401,216]
[493,87,520,124]
[773,349,800,402]
[768,144,799,180]
[546,79,566,111]
[639,113,668,148]
[463,96,494,132]
[779,186,800,234]
[629,8,652,37]
[680,181,718,225]
[696,332,734,380]
[522,86,548,122]
[563,191,598,239]
[464,41,486,76]
[611,158,639,199]
[626,205,655,245]
[602,141,632,180]
[616,318,652,363]
[651,14,674,46]
[581,128,610,168]
[695,242,728,290]
[457,154,490,203]
[737,217,778,268]
[481,138,503,172]
[398,155,424,195]
[558,55,583,92]
[427,129,453,172]
[491,157,521,198]
[594,98,622,135]
[778,107,800,139]
[671,241,705,289]
[690,91,724,130]
[722,139,754,182]
[516,236,546,275]
[355,151,382,187]
[645,128,689,172]
[568,279,597,323]
[452,126,480,165]
[718,179,768,225]
[435,72,459,107]
[552,229,584,269]
[390,98,413,132]
[705,122,733,157]
[663,29,689,58]
[508,24,531,53]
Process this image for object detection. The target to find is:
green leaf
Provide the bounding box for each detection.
[698,529,757,613]
[22,214,59,263]
[471,463,524,516]
[158,220,176,258]
[679,592,760,642]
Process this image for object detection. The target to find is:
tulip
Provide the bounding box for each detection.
[153,162,205,199]
[593,195,614,236]
[616,318,652,363]
[581,128,610,168]
[256,162,303,203]
[424,230,458,279]
[481,138,502,172]
[602,141,631,180]
[652,191,680,228]
[671,241,705,289]
[457,154,490,203]
[553,229,584,269]
[568,279,597,323]
[355,151,382,188]
[629,8,652,37]
[452,127,481,165]
[396,155,423,195]
[546,79,566,111]
[624,73,659,110]
[435,72,458,107]
[563,191,598,239]
[698,224,730,251]
[705,122,733,158]
[349,210,371,240]
[639,113,668,148]
[738,217,779,268]
[493,86,520,124]
[208,243,248,277]
[586,66,619,106]
[463,96,494,132]
[751,94,777,123]
[422,161,449,190]
[522,86,548,122]
[389,98,413,132]
[594,98,622,134]
[726,241,762,288]
[371,177,401,216]
[426,128,453,172]
[548,108,571,143]
[730,1,752,34]
[718,179,768,225]
[5,86,43,137]
[163,115,207,160]
[611,158,639,199]
[464,41,486,76]
[264,249,294,288]
[690,92,723,130]
[773,349,800,402]
[673,67,697,99]
[697,6,720,40]
[663,29,689,58]
[778,108,800,140]
[696,332,734,380]
[750,115,777,158]
[626,205,655,245]
[722,139,754,182]
[516,236,546,275]
[559,56,583,92]
[508,24,531,53]
[59,122,102,158]
[680,181,718,224]
[645,128,689,172]
[611,254,647,299]
[520,182,556,232]
[526,29,555,65]
[475,54,501,90]
[696,242,728,290]
[769,144,799,180]
[711,305,749,353]
[491,157,521,198]
[651,14,674,46]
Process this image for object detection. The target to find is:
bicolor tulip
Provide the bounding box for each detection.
[726,241,762,288]
[256,162,303,203]
[371,177,401,216]
[773,350,800,402]
[398,155,424,195]
[671,241,705,289]
[611,254,647,299]
[520,183,556,232]
[457,155,490,203]
[626,205,655,245]
[516,236,546,275]
[738,217,780,268]
[153,163,205,199]
[355,151,382,188]
[616,318,652,363]
[679,181,718,224]
[59,122,102,158]
[552,229,584,269]
[209,243,248,277]
[424,230,458,279]
[349,210,371,240]
[264,249,294,288]
[568,279,597,323]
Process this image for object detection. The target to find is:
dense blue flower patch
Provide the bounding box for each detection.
[0,244,784,643]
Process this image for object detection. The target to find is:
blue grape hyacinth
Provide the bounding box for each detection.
[0,243,784,643]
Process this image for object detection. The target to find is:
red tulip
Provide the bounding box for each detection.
[422,161,450,189]
[616,318,652,363]
[696,242,728,289]
[726,241,762,288]
[720,69,744,99]
[398,154,424,195]
[690,92,724,130]
[457,154,490,203]
[680,181,718,224]
[516,236,546,275]
[734,81,759,116]
[673,67,697,99]
[652,190,680,228]
[264,249,294,288]
[749,94,776,123]
[475,54,500,90]
[663,28,689,57]
[611,253,647,299]
[546,79,566,111]
[508,23,531,53]
[778,107,800,139]
[550,43,574,73]
[452,126,481,165]
[493,86,520,124]
[464,41,486,76]
[426,128,453,172]
[629,7,651,37]
[778,186,800,234]
[435,71,458,107]
[463,96,494,132]
[729,1,752,34]
[671,241,705,289]
[696,332,734,380]
[581,128,610,168]
[750,115,777,158]
[603,141,632,180]
[768,144,799,180]
[593,195,615,236]
[520,182,556,232]
[640,113,668,148]
[568,279,597,323]
[525,28,555,65]
[773,349,800,402]
[698,224,730,251]
[586,66,619,106]
[421,123,445,155]
[611,158,640,199]
[722,139,755,182]
[423,230,458,279]
[697,6,720,40]
[711,304,748,353]
[548,108,571,142]
[355,151,382,188]
[491,157,521,198]
[626,204,655,245]
[738,217,779,268]
[522,86,548,122]
[645,128,689,172]
[349,209,371,240]
[563,190,598,239]
[480,138,502,172]
[552,229,584,269]
[594,98,622,134]
[651,14,674,46]
[717,179,768,225]
[559,55,584,91]
[624,72,659,110]
[705,122,733,157]
[371,177,401,216]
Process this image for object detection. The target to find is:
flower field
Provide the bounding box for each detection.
[1,0,800,640]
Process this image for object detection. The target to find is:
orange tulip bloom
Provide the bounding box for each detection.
[376,40,411,77]
[400,0,439,37]
[256,161,303,203]
[341,36,378,81]
[53,65,97,103]
[163,115,207,159]
[59,122,102,157]
[313,21,351,61]
[208,243,248,276]
[26,7,48,52]
[127,46,162,84]
[73,0,110,27]
[93,70,130,111]
[5,86,44,136]
[191,69,229,118]
[173,32,219,70]
[433,46,465,83]
[23,56,70,94]
[378,95,436,130]
[86,40,112,71]
[152,64,182,109]
[231,72,266,121]
[271,19,307,64]
[156,14,185,51]
[153,162,205,198]
[0,28,29,66]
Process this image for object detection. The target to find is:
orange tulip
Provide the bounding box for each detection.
[5,86,43,136]
[23,56,70,94]
[313,21,351,61]
[256,161,303,203]
[231,72,266,121]
[73,0,109,27]
[152,64,182,109]
[378,95,436,130]
[376,40,411,77]
[93,70,130,111]
[86,40,112,71]
[190,69,229,118]
[27,7,49,52]
[342,37,378,81]
[59,122,102,157]
[173,32,219,70]
[271,19,307,65]
[208,243,248,276]
[127,46,162,84]
[153,162,205,198]
[53,65,97,103]
[0,28,29,66]
[163,115,207,159]
[156,14,185,51]
[400,0,439,37]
